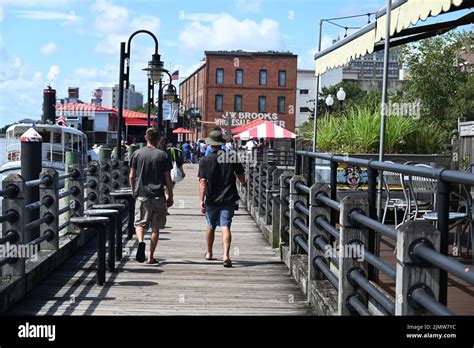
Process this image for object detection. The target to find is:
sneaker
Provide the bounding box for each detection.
[136,242,146,263]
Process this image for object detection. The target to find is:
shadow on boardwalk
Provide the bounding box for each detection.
[10,164,313,316]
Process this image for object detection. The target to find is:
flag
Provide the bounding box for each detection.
[57,116,68,127]
[171,70,179,80]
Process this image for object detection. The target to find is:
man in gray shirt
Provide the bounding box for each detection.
[129,128,174,264]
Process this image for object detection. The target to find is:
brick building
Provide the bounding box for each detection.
[179,51,297,138]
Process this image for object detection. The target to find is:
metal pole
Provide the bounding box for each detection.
[117,42,126,160]
[147,78,153,128]
[21,135,42,243]
[158,78,164,136]
[312,20,323,152]
[436,179,450,306]
[376,0,392,220]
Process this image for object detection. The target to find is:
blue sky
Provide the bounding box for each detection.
[0,0,471,126]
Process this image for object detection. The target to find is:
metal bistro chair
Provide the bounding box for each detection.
[381,163,407,227]
[408,164,468,256]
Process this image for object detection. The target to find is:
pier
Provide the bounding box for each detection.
[0,141,473,315]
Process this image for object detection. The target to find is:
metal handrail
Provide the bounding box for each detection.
[348,295,371,316]
[293,217,309,235]
[410,287,453,316]
[363,249,396,280]
[349,268,395,315]
[0,231,19,245]
[316,193,341,212]
[313,256,339,289]
[294,234,308,254]
[297,151,474,186]
[24,213,54,231]
[315,215,340,239]
[25,175,53,188]
[412,242,474,284]
[28,230,55,246]
[295,181,311,194]
[294,201,309,216]
[313,235,339,268]
[349,211,397,240]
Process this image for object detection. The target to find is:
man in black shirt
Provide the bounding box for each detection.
[129,128,174,264]
[198,130,246,268]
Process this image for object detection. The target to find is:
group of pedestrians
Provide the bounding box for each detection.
[128,127,246,267]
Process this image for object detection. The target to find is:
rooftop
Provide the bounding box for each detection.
[205,50,296,57]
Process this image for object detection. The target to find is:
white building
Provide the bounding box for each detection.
[99,84,143,110]
[296,70,316,127]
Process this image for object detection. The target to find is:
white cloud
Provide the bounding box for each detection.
[235,0,262,13]
[15,10,80,22]
[91,1,160,55]
[40,42,57,55]
[47,65,59,81]
[130,15,160,34]
[91,0,128,34]
[0,0,70,7]
[181,13,221,22]
[179,13,285,52]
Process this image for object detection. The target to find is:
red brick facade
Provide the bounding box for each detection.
[180,51,297,138]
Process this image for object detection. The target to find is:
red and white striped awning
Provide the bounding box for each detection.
[234,121,296,140]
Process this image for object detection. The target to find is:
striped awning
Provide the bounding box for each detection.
[234,121,296,140]
[314,0,467,76]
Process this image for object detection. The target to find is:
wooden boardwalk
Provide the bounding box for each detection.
[10,164,313,316]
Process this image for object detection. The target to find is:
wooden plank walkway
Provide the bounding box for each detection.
[10,164,313,316]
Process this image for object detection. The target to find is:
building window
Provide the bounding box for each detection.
[235,69,243,85]
[259,69,267,86]
[216,69,224,84]
[234,95,243,112]
[300,89,309,95]
[215,94,223,111]
[300,107,310,113]
[278,70,286,87]
[278,97,286,113]
[258,96,266,112]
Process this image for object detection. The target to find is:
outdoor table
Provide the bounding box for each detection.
[111,189,135,240]
[84,209,119,272]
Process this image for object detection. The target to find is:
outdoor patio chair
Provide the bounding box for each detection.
[381,162,410,227]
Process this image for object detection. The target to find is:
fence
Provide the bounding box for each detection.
[238,150,474,315]
[0,150,131,311]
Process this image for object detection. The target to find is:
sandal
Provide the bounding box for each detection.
[205,252,213,261]
[223,259,232,268]
[146,258,159,265]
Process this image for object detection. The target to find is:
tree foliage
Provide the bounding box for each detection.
[401,31,472,129]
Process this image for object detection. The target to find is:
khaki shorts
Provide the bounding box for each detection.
[134,197,167,229]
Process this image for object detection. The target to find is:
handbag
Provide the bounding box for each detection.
[170,148,183,183]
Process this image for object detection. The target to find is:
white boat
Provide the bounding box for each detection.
[0,123,88,176]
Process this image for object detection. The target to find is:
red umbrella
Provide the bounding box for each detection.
[172,127,193,134]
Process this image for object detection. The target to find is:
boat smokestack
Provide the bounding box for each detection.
[42,86,56,125]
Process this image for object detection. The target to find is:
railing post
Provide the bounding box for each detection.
[289,176,307,255]
[264,166,275,226]
[309,183,331,284]
[338,195,369,315]
[99,152,112,204]
[251,163,260,217]
[40,169,59,251]
[279,172,293,249]
[245,160,252,211]
[2,174,26,277]
[395,220,441,315]
[270,169,284,249]
[66,152,84,234]
[85,161,100,210]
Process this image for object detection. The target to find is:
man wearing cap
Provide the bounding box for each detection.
[198,130,247,267]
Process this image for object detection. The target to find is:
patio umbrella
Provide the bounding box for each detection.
[234,121,296,140]
[172,128,193,134]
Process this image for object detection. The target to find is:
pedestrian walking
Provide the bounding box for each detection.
[198,130,247,268]
[129,128,174,264]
